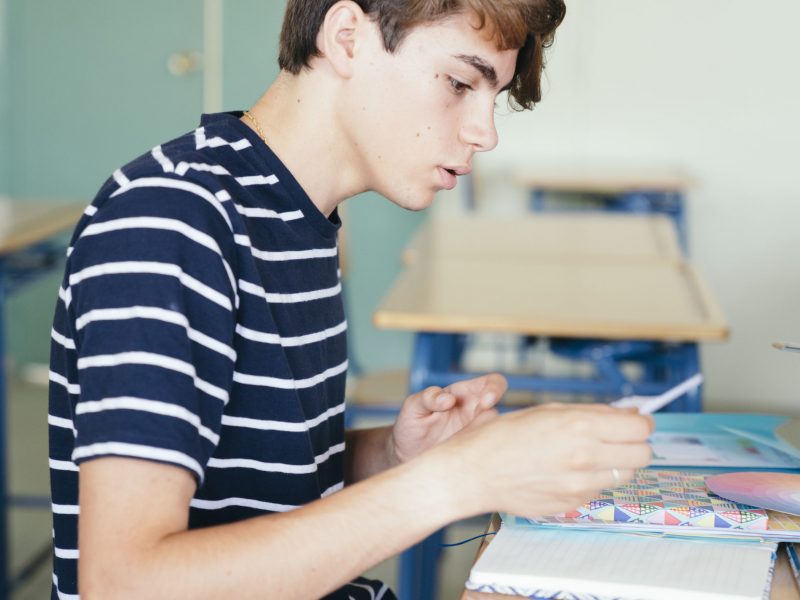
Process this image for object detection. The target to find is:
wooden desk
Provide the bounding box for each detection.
[514,165,694,196]
[0,197,86,597]
[0,199,86,255]
[383,213,725,342]
[402,214,683,266]
[513,165,694,250]
[461,515,800,600]
[375,256,727,342]
[377,214,727,600]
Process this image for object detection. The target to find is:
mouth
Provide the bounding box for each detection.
[438,165,471,191]
[438,167,457,191]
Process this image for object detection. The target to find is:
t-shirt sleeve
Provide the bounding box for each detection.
[66,182,239,483]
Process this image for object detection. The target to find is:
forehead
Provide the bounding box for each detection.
[400,13,519,85]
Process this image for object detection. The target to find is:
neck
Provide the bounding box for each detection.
[243,71,367,218]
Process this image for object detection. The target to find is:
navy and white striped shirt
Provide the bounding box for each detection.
[48,111,393,600]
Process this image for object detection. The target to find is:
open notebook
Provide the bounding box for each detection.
[466,525,776,600]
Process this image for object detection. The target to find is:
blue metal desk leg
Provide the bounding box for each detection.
[0,260,9,599]
[679,343,702,412]
[398,332,461,600]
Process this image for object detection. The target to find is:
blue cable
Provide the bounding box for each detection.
[438,531,496,548]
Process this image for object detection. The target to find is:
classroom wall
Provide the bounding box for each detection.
[6,1,797,411]
[476,0,800,413]
[3,0,204,367]
[1,0,419,373]
[0,0,9,193]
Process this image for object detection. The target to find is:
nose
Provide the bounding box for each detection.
[459,101,499,152]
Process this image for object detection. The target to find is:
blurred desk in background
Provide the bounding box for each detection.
[402,213,683,266]
[376,213,726,404]
[373,213,727,600]
[514,165,694,249]
[0,197,85,597]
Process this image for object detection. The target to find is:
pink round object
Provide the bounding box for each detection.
[706,472,800,516]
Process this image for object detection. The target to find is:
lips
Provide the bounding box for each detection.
[438,167,457,190]
[437,165,471,190]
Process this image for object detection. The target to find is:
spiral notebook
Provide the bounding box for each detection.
[466,525,777,600]
[531,470,769,530]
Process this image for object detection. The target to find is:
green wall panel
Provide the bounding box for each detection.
[5,0,204,367]
[222,0,285,109]
[0,0,9,193]
[345,194,424,372]
[4,0,422,374]
[7,0,204,199]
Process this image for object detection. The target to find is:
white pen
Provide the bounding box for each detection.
[611,373,704,414]
[773,342,800,353]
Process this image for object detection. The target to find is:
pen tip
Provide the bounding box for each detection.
[773,342,785,350]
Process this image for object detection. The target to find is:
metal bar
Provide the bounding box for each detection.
[2,241,63,296]
[0,258,9,599]
[530,188,545,212]
[6,542,51,593]
[397,332,446,600]
[8,496,51,509]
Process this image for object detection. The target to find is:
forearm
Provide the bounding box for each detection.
[345,425,397,483]
[81,450,472,600]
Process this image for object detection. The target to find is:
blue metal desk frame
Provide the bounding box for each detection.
[0,240,69,598]
[530,189,688,251]
[395,331,703,600]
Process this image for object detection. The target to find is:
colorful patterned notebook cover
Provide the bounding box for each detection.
[533,470,768,530]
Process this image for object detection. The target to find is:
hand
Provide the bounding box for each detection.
[390,373,507,464]
[433,403,654,519]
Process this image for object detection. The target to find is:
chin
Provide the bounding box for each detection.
[386,190,437,212]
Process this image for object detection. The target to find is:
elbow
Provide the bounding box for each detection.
[79,561,143,600]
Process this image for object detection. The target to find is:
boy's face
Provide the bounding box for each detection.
[343,12,518,210]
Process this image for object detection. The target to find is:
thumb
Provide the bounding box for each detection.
[425,389,457,413]
[407,386,445,416]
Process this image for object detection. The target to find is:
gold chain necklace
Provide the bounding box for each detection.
[243,110,267,145]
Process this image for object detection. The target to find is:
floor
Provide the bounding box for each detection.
[3,376,483,599]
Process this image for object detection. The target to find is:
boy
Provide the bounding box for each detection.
[48,1,653,598]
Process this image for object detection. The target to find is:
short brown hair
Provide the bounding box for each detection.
[278,0,566,110]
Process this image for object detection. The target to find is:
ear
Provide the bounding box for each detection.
[316,1,367,78]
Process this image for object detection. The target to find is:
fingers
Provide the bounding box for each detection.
[446,373,507,408]
[410,386,454,415]
[533,405,653,443]
[558,468,638,504]
[411,374,507,416]
[590,412,653,443]
[568,441,653,472]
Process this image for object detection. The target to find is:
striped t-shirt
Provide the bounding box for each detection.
[48,111,393,600]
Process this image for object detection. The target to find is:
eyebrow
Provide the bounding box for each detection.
[453,54,498,88]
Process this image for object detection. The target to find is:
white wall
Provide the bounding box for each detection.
[476,0,800,414]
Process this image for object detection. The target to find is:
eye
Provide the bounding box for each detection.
[448,76,471,95]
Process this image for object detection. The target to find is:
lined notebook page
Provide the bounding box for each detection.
[468,526,776,600]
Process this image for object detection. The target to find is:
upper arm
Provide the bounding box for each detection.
[66,183,239,480]
[64,182,239,588]
[79,456,196,591]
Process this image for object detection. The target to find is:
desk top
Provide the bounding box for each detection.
[0,198,86,256]
[514,165,694,194]
[374,256,728,341]
[402,214,683,266]
[461,515,800,600]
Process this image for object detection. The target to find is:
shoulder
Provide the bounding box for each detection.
[83,128,250,246]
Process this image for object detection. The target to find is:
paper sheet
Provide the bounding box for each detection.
[649,432,800,468]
